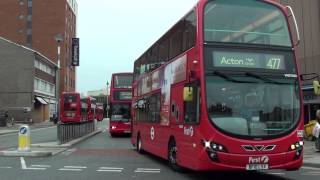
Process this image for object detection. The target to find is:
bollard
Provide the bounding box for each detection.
[18,125,31,152]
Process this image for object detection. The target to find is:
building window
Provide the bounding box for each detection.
[18,14,24,19]
[27,15,32,21]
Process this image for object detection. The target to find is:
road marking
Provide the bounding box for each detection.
[97,169,122,172]
[302,172,320,176]
[100,167,123,170]
[97,167,123,172]
[31,165,51,168]
[20,157,27,169]
[59,168,83,171]
[135,168,161,173]
[64,166,87,169]
[266,172,285,175]
[0,167,12,169]
[62,148,77,156]
[301,166,320,170]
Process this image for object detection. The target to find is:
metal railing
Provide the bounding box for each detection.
[57,121,96,144]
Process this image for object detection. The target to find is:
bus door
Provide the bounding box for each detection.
[179,83,200,166]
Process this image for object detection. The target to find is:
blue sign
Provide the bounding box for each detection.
[20,127,27,134]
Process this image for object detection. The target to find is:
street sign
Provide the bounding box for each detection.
[72,38,80,66]
[18,125,31,152]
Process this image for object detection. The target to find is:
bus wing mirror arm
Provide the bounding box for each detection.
[287,6,300,46]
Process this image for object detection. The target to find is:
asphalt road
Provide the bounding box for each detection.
[0,120,320,180]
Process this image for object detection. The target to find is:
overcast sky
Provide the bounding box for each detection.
[76,0,198,93]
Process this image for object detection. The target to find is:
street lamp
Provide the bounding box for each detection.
[55,34,63,123]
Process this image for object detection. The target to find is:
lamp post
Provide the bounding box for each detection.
[55,34,63,123]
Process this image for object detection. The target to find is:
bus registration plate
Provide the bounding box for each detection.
[246,164,269,170]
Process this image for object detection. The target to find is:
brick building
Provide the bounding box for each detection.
[0,0,78,94]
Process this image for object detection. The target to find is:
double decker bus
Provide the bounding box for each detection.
[131,0,303,171]
[96,103,104,121]
[108,73,133,136]
[87,97,96,121]
[61,92,88,123]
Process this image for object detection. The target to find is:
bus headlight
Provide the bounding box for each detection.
[202,140,228,162]
[288,140,303,160]
[111,126,116,129]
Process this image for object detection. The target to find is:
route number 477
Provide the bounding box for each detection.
[267,58,281,69]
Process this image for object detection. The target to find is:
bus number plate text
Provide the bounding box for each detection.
[246,164,269,171]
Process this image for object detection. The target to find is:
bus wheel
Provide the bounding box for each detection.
[136,135,143,154]
[168,139,183,172]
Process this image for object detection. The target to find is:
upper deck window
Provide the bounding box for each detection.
[204,0,292,47]
[114,75,133,89]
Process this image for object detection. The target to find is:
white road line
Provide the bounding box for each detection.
[20,157,27,169]
[24,167,46,170]
[99,167,124,170]
[0,167,12,169]
[59,168,82,171]
[31,165,51,168]
[302,172,320,176]
[62,148,77,156]
[267,172,286,175]
[97,169,122,172]
[136,168,161,171]
[301,166,320,170]
[64,166,87,169]
[20,157,46,170]
[134,170,160,173]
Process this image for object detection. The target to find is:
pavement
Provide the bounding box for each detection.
[303,140,320,168]
[0,120,56,135]
[0,120,102,157]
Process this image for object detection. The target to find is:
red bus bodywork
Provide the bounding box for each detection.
[61,92,88,123]
[131,0,304,171]
[108,73,133,136]
[96,103,104,121]
[87,97,96,122]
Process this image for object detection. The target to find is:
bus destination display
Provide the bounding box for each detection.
[213,51,285,70]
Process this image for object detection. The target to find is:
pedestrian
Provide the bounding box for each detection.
[313,110,320,151]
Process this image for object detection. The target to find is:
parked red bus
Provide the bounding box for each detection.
[108,73,133,136]
[61,92,88,123]
[96,103,104,121]
[131,0,303,171]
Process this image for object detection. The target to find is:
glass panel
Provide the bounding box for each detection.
[110,104,131,121]
[114,75,133,88]
[206,75,300,138]
[204,0,291,47]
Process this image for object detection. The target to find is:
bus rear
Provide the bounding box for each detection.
[61,92,81,123]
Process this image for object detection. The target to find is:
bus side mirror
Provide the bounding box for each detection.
[313,81,320,95]
[183,87,193,102]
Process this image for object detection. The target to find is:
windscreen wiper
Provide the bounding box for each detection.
[244,72,291,84]
[211,71,254,83]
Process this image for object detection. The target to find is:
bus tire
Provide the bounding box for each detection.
[136,134,144,154]
[168,139,183,172]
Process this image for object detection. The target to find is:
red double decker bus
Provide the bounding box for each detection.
[87,97,96,122]
[61,92,88,123]
[131,0,303,171]
[96,103,104,121]
[108,73,133,136]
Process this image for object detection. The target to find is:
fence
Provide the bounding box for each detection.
[57,121,96,144]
